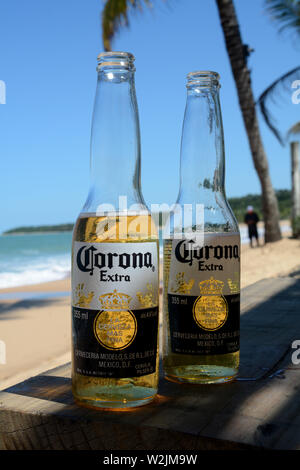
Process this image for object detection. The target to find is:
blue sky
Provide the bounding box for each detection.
[0,0,299,232]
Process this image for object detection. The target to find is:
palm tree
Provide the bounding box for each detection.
[265,0,300,33]
[102,0,282,243]
[257,0,300,144]
[215,0,281,242]
[288,122,300,135]
[102,0,151,52]
[256,1,300,237]
[288,122,300,237]
[257,66,300,144]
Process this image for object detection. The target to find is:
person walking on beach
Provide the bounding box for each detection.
[244,206,260,248]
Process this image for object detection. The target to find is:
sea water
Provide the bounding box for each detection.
[0,232,72,288]
[0,224,290,289]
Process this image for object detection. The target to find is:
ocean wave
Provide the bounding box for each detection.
[0,255,71,288]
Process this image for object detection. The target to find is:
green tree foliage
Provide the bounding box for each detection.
[265,0,300,34]
[3,223,74,235]
[228,189,291,222]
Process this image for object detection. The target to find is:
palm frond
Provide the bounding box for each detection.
[287,121,300,138]
[257,65,300,145]
[102,0,152,51]
[264,0,300,35]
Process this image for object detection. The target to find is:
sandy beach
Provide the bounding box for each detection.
[1,226,300,390]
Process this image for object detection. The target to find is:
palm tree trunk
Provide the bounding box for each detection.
[216,0,282,243]
[291,141,300,237]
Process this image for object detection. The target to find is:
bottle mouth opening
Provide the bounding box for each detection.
[97,52,135,71]
[187,71,220,89]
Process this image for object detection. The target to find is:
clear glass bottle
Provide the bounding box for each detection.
[163,71,240,384]
[71,52,159,409]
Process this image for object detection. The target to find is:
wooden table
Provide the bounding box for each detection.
[1,276,300,450]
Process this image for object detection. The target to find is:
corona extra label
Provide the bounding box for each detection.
[166,233,240,356]
[72,240,158,380]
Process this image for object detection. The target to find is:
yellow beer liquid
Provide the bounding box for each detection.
[72,214,159,409]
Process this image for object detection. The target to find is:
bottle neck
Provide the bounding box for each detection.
[84,65,145,214]
[178,84,225,204]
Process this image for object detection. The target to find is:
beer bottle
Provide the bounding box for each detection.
[163,71,240,384]
[71,52,159,409]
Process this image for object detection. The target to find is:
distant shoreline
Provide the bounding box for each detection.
[3,189,292,235]
[1,230,73,236]
[2,219,291,236]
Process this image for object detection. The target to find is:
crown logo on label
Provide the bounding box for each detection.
[228,272,240,294]
[98,290,131,310]
[171,272,194,295]
[74,283,94,307]
[136,283,157,308]
[199,277,224,295]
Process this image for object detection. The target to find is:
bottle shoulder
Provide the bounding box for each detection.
[170,193,240,234]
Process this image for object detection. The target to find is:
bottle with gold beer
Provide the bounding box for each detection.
[163,71,240,384]
[71,52,159,409]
